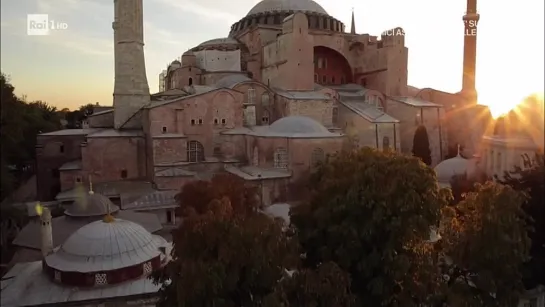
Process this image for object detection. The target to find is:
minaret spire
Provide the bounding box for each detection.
[350,8,356,34]
[461,0,480,101]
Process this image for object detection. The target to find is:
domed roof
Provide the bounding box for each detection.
[252,116,342,138]
[45,218,167,272]
[434,153,469,183]
[270,116,330,134]
[171,59,181,65]
[65,191,120,217]
[247,0,328,16]
[197,37,240,48]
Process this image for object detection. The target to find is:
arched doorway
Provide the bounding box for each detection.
[313,46,352,85]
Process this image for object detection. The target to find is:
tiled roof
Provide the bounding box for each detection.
[38,128,102,137]
[123,190,179,210]
[390,96,442,107]
[340,101,399,123]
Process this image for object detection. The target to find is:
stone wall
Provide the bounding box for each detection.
[88,111,114,128]
[36,133,88,201]
[83,136,146,183]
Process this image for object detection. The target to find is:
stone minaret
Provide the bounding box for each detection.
[40,207,53,257]
[112,0,150,129]
[461,0,480,101]
[350,8,356,34]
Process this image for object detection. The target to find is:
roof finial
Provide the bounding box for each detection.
[103,201,115,223]
[88,175,94,195]
[457,144,461,157]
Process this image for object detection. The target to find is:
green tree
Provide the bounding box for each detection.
[291,148,449,306]
[412,125,432,165]
[0,73,62,201]
[263,262,356,307]
[152,174,297,307]
[498,152,545,289]
[440,182,530,306]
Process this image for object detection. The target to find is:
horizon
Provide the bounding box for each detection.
[1,0,543,115]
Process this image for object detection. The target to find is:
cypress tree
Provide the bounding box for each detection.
[412,125,432,165]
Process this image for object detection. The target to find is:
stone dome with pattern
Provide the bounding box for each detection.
[246,0,329,16]
[43,218,168,287]
[64,191,120,217]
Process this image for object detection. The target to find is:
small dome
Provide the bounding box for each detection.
[65,192,120,217]
[269,116,330,134]
[247,0,329,16]
[45,218,167,273]
[434,154,469,183]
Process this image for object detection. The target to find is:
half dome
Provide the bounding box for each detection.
[247,0,328,16]
[64,191,119,217]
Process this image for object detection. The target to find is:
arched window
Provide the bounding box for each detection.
[187,140,204,162]
[252,147,259,166]
[188,77,193,86]
[273,147,288,169]
[311,148,325,166]
[261,93,270,106]
[261,109,270,125]
[383,136,390,150]
[332,107,339,126]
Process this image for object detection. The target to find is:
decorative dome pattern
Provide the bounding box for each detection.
[247,0,328,16]
[434,155,469,184]
[64,192,119,217]
[44,219,168,287]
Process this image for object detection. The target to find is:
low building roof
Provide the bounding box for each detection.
[250,116,343,138]
[38,128,102,137]
[123,190,179,210]
[390,96,442,108]
[224,165,292,181]
[215,74,252,88]
[59,160,82,171]
[340,101,399,123]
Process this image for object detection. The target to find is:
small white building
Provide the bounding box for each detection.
[480,135,539,180]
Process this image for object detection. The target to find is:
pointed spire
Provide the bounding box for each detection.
[350,8,356,34]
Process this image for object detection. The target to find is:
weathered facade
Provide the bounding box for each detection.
[36,0,490,207]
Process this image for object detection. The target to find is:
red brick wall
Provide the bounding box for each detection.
[83,136,146,183]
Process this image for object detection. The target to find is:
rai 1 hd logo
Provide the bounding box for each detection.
[27,14,68,36]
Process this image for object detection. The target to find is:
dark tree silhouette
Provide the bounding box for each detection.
[497,152,545,289]
[412,125,432,165]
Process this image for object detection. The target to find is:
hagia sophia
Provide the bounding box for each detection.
[33,0,497,207]
[1,0,544,306]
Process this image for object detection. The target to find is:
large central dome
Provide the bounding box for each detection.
[246,0,329,16]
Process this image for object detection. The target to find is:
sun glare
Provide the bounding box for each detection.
[478,89,542,119]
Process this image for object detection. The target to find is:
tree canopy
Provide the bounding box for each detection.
[412,125,432,165]
[291,147,449,306]
[440,182,530,306]
[0,73,62,201]
[498,152,545,289]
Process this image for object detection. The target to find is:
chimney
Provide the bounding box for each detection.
[40,207,53,257]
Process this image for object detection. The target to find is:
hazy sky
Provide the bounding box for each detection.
[1,0,543,113]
